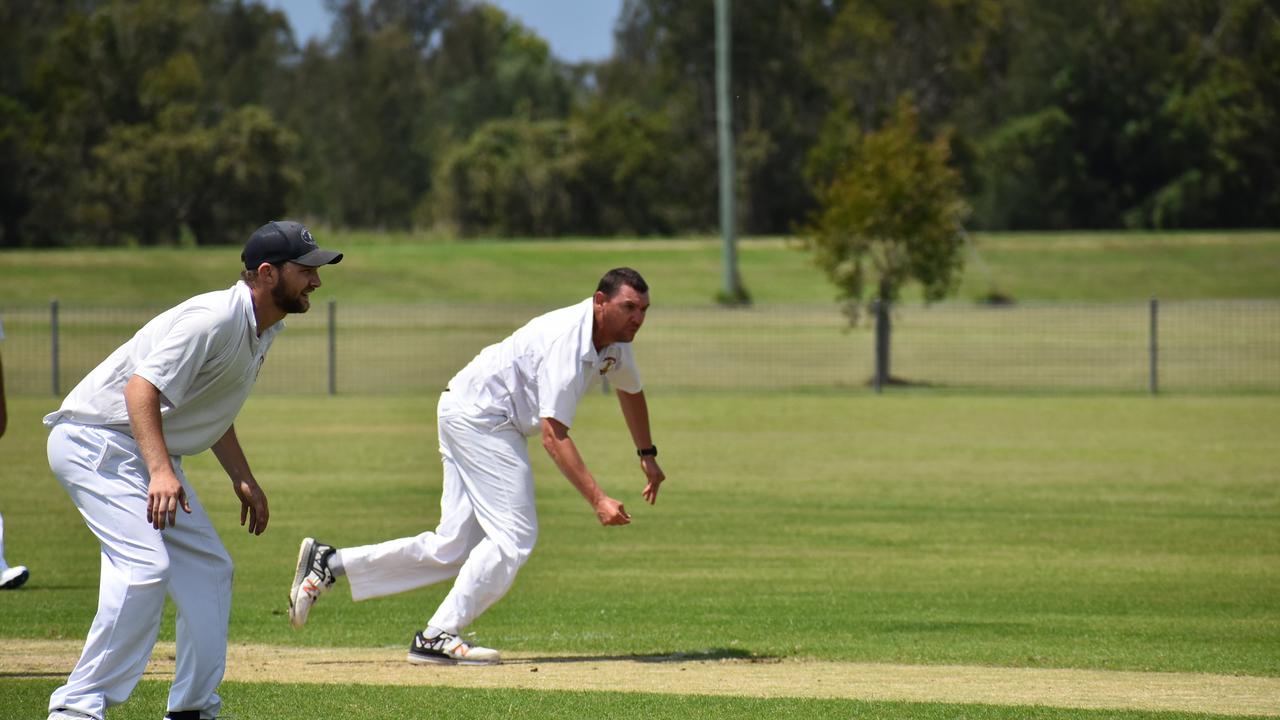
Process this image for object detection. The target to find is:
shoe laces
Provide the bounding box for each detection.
[420,630,463,652]
[310,545,337,588]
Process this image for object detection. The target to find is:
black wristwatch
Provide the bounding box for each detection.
[637,445,658,458]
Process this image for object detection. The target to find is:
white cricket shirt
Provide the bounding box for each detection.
[447,297,642,437]
[43,282,282,456]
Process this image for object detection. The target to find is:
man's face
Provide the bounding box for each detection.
[597,284,650,343]
[271,262,322,314]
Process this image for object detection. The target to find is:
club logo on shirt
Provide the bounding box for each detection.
[599,357,617,375]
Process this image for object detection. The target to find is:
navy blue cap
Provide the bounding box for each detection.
[242,221,343,269]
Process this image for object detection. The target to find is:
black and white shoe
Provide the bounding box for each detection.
[407,630,501,665]
[287,538,336,629]
[0,565,28,590]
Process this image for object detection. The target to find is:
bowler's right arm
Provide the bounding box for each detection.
[541,417,631,526]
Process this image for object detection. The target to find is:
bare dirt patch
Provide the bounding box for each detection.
[7,639,1280,716]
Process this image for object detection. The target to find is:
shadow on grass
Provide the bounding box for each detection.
[512,648,776,665]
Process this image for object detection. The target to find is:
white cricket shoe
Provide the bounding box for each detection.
[0,565,29,590]
[287,537,336,629]
[407,630,501,665]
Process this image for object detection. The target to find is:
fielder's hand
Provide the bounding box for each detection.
[147,469,192,530]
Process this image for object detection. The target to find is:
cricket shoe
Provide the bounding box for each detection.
[288,538,336,629]
[407,630,501,665]
[0,565,28,590]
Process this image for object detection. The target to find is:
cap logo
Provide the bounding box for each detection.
[300,228,316,248]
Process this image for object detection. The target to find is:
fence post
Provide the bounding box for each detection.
[873,299,890,394]
[51,299,60,397]
[328,299,337,396]
[1148,296,1159,395]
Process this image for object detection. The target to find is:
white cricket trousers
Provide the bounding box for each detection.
[339,391,538,634]
[47,422,232,720]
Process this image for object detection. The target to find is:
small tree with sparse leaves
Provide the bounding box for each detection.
[803,98,969,325]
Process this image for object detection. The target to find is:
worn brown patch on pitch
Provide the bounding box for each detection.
[6,639,1279,716]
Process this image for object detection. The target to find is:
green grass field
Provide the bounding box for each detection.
[2,230,1278,306]
[5,679,1266,720]
[2,232,1278,718]
[3,232,1278,398]
[2,392,1277,717]
[1,679,1267,720]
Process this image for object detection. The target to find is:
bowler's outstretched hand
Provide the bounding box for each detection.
[595,496,631,526]
[234,478,270,535]
[640,456,665,504]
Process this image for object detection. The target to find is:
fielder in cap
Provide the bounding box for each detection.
[43,221,341,720]
[288,267,666,665]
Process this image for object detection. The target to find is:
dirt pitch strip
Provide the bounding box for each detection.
[6,640,1280,717]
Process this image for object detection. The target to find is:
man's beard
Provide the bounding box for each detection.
[272,281,309,314]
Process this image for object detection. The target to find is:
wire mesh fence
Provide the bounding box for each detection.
[2,299,1276,397]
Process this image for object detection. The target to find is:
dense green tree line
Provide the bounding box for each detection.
[1,0,1276,246]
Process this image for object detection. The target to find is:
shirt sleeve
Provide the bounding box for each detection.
[607,343,643,393]
[537,333,588,429]
[132,307,225,408]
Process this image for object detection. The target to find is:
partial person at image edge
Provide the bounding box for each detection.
[0,314,32,591]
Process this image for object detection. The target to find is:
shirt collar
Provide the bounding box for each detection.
[234,281,255,331]
[235,280,285,342]
[576,297,600,362]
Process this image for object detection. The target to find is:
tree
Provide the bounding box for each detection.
[1148,0,1280,228]
[192,105,301,244]
[425,1,572,137]
[194,0,295,111]
[275,0,437,228]
[816,0,1013,134]
[803,98,968,323]
[276,0,575,229]
[429,118,578,237]
[0,96,37,246]
[0,1,101,245]
[597,0,833,235]
[568,98,684,235]
[2,0,303,245]
[965,0,1280,230]
[82,104,297,245]
[7,0,1280,242]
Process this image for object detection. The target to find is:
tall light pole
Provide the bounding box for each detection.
[715,0,748,304]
